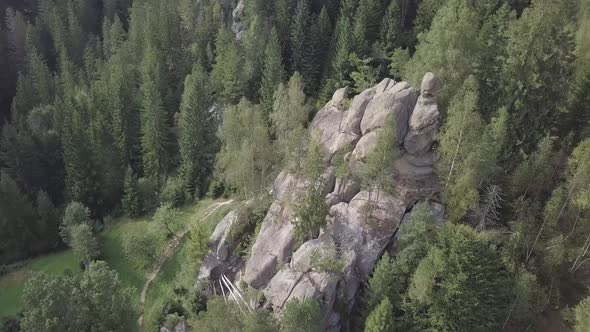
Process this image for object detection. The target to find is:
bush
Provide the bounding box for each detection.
[280,299,323,332]
[161,176,186,207]
[60,201,91,245]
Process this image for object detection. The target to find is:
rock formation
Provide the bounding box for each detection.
[231,0,246,41]
[199,73,443,331]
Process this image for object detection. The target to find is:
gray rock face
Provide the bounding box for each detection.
[404,72,440,157]
[352,129,380,161]
[210,211,239,261]
[240,74,442,329]
[332,177,361,204]
[342,87,376,135]
[404,122,438,155]
[360,84,417,143]
[231,0,246,40]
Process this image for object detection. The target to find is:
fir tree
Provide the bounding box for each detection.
[211,27,246,104]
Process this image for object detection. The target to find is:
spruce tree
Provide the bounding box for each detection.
[179,64,215,199]
[352,0,383,55]
[365,298,394,332]
[211,27,246,104]
[140,44,171,184]
[122,167,140,217]
[380,0,403,52]
[290,0,312,77]
[243,15,268,100]
[330,16,355,88]
[259,28,285,122]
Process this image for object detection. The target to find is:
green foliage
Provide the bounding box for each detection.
[352,0,384,55]
[160,176,186,208]
[60,201,92,245]
[122,227,162,270]
[245,309,280,332]
[280,299,323,332]
[271,73,309,171]
[575,296,590,332]
[154,203,181,238]
[379,0,402,52]
[187,223,209,268]
[311,246,346,274]
[141,44,172,184]
[179,63,215,200]
[364,298,394,332]
[21,261,134,332]
[413,0,447,35]
[138,177,160,214]
[70,223,100,265]
[217,99,274,199]
[499,0,577,154]
[192,297,245,331]
[438,77,484,221]
[294,133,329,244]
[362,115,397,196]
[122,167,141,217]
[260,28,284,122]
[406,224,511,331]
[405,0,481,107]
[212,27,246,104]
[350,54,378,94]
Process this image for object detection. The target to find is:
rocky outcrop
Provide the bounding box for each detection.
[231,0,246,40]
[237,73,443,330]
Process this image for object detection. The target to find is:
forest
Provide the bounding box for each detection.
[1,0,590,331]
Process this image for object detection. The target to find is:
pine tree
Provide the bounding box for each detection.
[365,298,394,332]
[179,64,215,199]
[380,0,402,52]
[413,0,447,34]
[35,190,60,251]
[122,167,140,217]
[363,115,398,201]
[352,0,383,55]
[141,44,171,184]
[330,16,355,88]
[259,28,285,122]
[243,15,268,100]
[290,0,312,77]
[211,27,246,104]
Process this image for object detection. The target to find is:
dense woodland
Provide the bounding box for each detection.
[1,0,590,331]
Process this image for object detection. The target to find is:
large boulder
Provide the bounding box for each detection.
[404,122,438,155]
[243,202,297,288]
[331,177,361,203]
[231,0,246,40]
[209,211,239,261]
[360,83,418,143]
[351,129,380,161]
[342,87,376,135]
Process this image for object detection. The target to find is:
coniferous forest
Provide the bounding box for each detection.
[1,0,590,331]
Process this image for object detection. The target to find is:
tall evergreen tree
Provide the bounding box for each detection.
[365,298,394,332]
[179,64,215,199]
[211,27,246,104]
[290,0,312,78]
[140,44,171,184]
[259,28,285,122]
[122,166,140,217]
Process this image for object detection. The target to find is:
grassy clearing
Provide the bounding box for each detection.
[0,250,79,317]
[0,198,234,323]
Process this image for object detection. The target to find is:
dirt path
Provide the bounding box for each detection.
[137,200,233,331]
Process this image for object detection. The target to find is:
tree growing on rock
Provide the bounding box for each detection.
[271,73,309,172]
[361,115,398,215]
[280,299,323,332]
[294,132,329,244]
